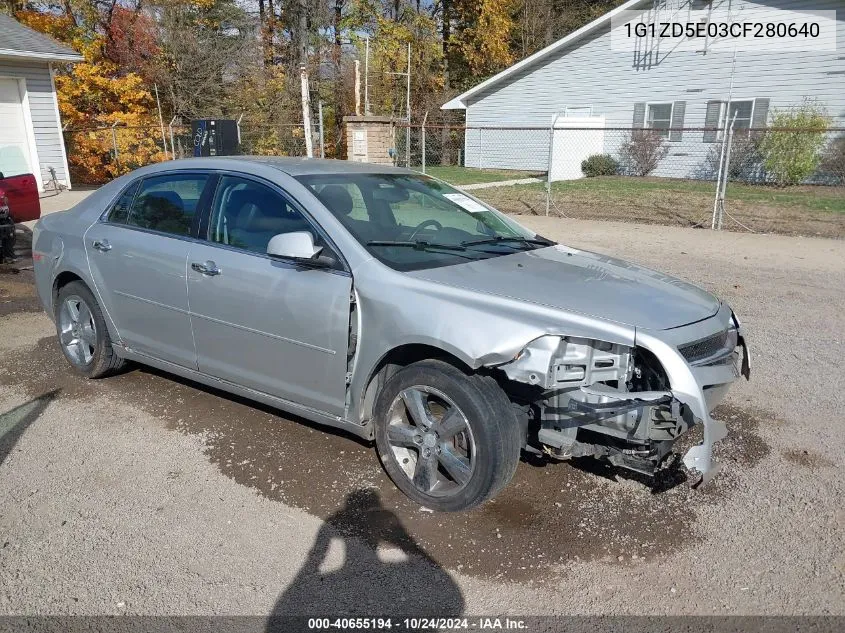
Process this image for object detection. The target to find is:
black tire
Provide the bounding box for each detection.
[55,280,125,378]
[374,359,521,512]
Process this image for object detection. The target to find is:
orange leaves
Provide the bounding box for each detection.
[17,6,162,183]
[455,0,518,76]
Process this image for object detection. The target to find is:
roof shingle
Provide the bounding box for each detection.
[0,14,83,62]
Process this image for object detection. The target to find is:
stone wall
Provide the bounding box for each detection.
[344,116,395,165]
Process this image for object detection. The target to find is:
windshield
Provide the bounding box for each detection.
[296,173,554,271]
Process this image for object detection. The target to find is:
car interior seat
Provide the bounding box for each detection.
[227,187,308,252]
[316,185,379,241]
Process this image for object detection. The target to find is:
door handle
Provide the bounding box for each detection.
[191,261,221,276]
[92,239,112,252]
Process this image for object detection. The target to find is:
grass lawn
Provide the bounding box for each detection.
[543,176,845,214]
[413,165,544,185]
[471,175,845,238]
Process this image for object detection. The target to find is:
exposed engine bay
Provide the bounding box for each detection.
[494,319,750,482]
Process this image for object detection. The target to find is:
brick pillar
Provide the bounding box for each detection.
[344,116,396,165]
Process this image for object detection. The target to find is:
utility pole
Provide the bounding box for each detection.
[300,66,314,158]
[318,100,325,159]
[385,43,412,166]
[354,60,361,115]
[364,35,370,115]
[406,42,411,167]
[154,83,169,159]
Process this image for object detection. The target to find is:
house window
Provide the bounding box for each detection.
[703,98,768,142]
[724,100,754,130]
[647,103,673,138]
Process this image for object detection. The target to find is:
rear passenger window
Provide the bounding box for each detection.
[107,181,140,224]
[127,174,209,236]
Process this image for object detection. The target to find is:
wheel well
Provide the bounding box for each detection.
[52,271,84,306]
[359,344,472,426]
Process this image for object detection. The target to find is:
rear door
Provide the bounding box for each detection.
[86,172,214,369]
[186,174,352,415]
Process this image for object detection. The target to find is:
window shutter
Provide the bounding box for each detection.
[632,102,646,128]
[669,101,686,142]
[703,100,722,142]
[752,98,770,131]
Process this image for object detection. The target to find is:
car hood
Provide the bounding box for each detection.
[407,245,720,330]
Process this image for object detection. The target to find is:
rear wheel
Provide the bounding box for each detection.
[374,360,521,512]
[55,281,124,378]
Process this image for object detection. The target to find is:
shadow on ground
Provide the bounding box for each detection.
[0,390,59,468]
[267,489,463,627]
[0,328,774,582]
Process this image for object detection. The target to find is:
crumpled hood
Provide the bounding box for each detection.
[408,245,720,330]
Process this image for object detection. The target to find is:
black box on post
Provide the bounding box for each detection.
[191,119,239,157]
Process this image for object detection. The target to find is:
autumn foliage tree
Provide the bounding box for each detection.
[15,7,164,183]
[6,0,624,175]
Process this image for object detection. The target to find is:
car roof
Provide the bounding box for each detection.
[149,156,419,177]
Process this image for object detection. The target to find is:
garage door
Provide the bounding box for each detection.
[0,78,33,178]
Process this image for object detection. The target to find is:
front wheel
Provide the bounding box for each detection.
[374,360,521,512]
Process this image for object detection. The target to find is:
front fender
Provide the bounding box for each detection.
[346,259,636,427]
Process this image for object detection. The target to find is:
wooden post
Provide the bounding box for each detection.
[300,66,314,158]
[354,60,361,116]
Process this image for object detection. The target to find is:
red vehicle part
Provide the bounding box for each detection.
[0,173,41,222]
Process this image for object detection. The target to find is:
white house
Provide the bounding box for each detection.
[0,14,82,190]
[442,0,845,180]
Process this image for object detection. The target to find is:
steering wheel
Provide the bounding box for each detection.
[408,219,443,241]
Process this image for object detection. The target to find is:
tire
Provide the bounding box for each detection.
[55,280,125,378]
[374,359,521,512]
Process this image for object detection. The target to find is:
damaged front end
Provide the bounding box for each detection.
[494,308,750,485]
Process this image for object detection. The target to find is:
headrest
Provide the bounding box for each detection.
[316,185,354,216]
[146,190,184,211]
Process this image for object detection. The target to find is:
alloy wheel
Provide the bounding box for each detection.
[385,385,476,498]
[58,295,97,366]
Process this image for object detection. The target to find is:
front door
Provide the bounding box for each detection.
[86,172,212,369]
[187,175,352,416]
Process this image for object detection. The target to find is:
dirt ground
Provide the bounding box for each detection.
[0,216,843,619]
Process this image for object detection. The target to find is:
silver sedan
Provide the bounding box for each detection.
[32,157,750,511]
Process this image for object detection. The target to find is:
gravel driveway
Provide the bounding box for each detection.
[1,215,843,618]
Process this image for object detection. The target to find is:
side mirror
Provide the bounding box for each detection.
[267,231,323,261]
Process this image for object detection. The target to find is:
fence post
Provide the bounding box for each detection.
[479,128,483,170]
[712,111,737,230]
[111,122,120,169]
[168,117,177,160]
[545,112,562,216]
[318,100,325,159]
[718,121,737,230]
[421,112,428,174]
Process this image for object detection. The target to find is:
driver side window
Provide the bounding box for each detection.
[208,176,311,254]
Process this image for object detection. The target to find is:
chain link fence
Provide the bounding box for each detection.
[60,120,844,238]
[393,123,845,238]
[63,122,317,185]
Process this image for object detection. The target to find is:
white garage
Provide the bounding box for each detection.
[0,14,82,189]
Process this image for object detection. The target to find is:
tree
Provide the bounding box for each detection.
[453,0,517,77]
[151,0,255,120]
[15,7,163,183]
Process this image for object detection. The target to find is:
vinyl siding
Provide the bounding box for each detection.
[463,0,845,175]
[0,60,68,185]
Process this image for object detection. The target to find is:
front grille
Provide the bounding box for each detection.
[679,330,728,363]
